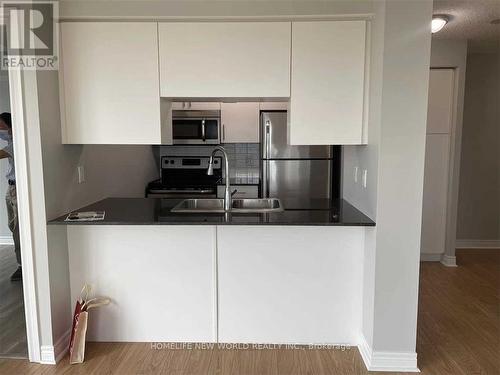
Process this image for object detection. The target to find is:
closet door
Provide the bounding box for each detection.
[421,69,454,255]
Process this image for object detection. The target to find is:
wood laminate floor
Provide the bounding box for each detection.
[0,245,28,359]
[0,249,498,374]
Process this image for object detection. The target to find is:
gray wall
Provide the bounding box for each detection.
[457,50,500,242]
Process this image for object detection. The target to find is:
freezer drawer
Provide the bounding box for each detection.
[262,160,331,203]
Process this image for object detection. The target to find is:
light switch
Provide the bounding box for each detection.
[362,169,368,188]
[77,165,85,184]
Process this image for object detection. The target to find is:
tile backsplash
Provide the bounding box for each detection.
[155,144,260,183]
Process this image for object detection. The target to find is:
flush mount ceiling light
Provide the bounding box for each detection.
[432,15,449,33]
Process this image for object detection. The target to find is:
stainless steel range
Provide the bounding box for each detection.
[146,156,222,198]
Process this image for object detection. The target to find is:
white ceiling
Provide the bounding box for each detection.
[433,0,500,51]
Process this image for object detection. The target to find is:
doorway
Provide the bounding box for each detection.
[0,68,27,358]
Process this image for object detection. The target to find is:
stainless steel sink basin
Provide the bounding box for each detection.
[231,198,283,211]
[171,198,283,213]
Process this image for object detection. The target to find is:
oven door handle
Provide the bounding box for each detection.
[201,119,206,142]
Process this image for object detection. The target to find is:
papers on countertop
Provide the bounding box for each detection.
[65,211,105,222]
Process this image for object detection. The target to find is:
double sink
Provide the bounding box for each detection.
[171,198,283,213]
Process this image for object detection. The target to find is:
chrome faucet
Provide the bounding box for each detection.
[207,146,232,211]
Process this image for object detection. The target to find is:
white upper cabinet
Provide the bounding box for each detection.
[289,21,368,145]
[159,22,291,98]
[60,22,162,144]
[221,102,260,143]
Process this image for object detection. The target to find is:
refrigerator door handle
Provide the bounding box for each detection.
[262,160,269,198]
[265,120,271,159]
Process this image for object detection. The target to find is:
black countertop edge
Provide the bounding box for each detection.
[48,198,376,227]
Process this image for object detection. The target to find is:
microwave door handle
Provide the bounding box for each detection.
[201,119,206,142]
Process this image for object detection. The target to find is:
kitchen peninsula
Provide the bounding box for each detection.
[49,198,374,345]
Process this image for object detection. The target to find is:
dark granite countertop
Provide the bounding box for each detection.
[48,198,375,226]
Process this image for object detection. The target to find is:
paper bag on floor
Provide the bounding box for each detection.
[69,284,110,364]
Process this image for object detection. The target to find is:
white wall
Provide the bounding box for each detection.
[0,71,11,241]
[356,1,432,370]
[457,50,500,244]
[371,0,432,352]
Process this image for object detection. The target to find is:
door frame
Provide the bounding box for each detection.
[426,67,462,267]
[6,11,42,361]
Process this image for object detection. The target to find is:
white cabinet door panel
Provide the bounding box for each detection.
[67,225,216,342]
[217,226,364,344]
[221,102,260,143]
[60,22,161,144]
[159,22,291,98]
[289,21,367,145]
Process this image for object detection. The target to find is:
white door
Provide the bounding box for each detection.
[421,69,454,255]
[158,22,291,98]
[59,22,162,144]
[289,21,367,145]
[221,102,260,143]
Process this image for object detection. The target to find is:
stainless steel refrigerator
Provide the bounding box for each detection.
[260,111,333,209]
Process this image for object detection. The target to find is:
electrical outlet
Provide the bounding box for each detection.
[77,165,85,184]
[362,169,368,188]
[354,167,359,183]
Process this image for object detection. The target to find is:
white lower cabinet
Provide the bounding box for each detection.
[67,225,365,344]
[67,226,216,342]
[217,226,364,344]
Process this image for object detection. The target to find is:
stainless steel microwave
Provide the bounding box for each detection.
[172,110,220,145]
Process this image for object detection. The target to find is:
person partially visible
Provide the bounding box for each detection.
[0,113,21,281]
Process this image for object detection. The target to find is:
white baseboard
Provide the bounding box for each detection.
[421,253,457,267]
[440,254,457,267]
[456,240,500,249]
[358,335,419,372]
[40,346,55,365]
[0,235,14,245]
[39,329,71,365]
